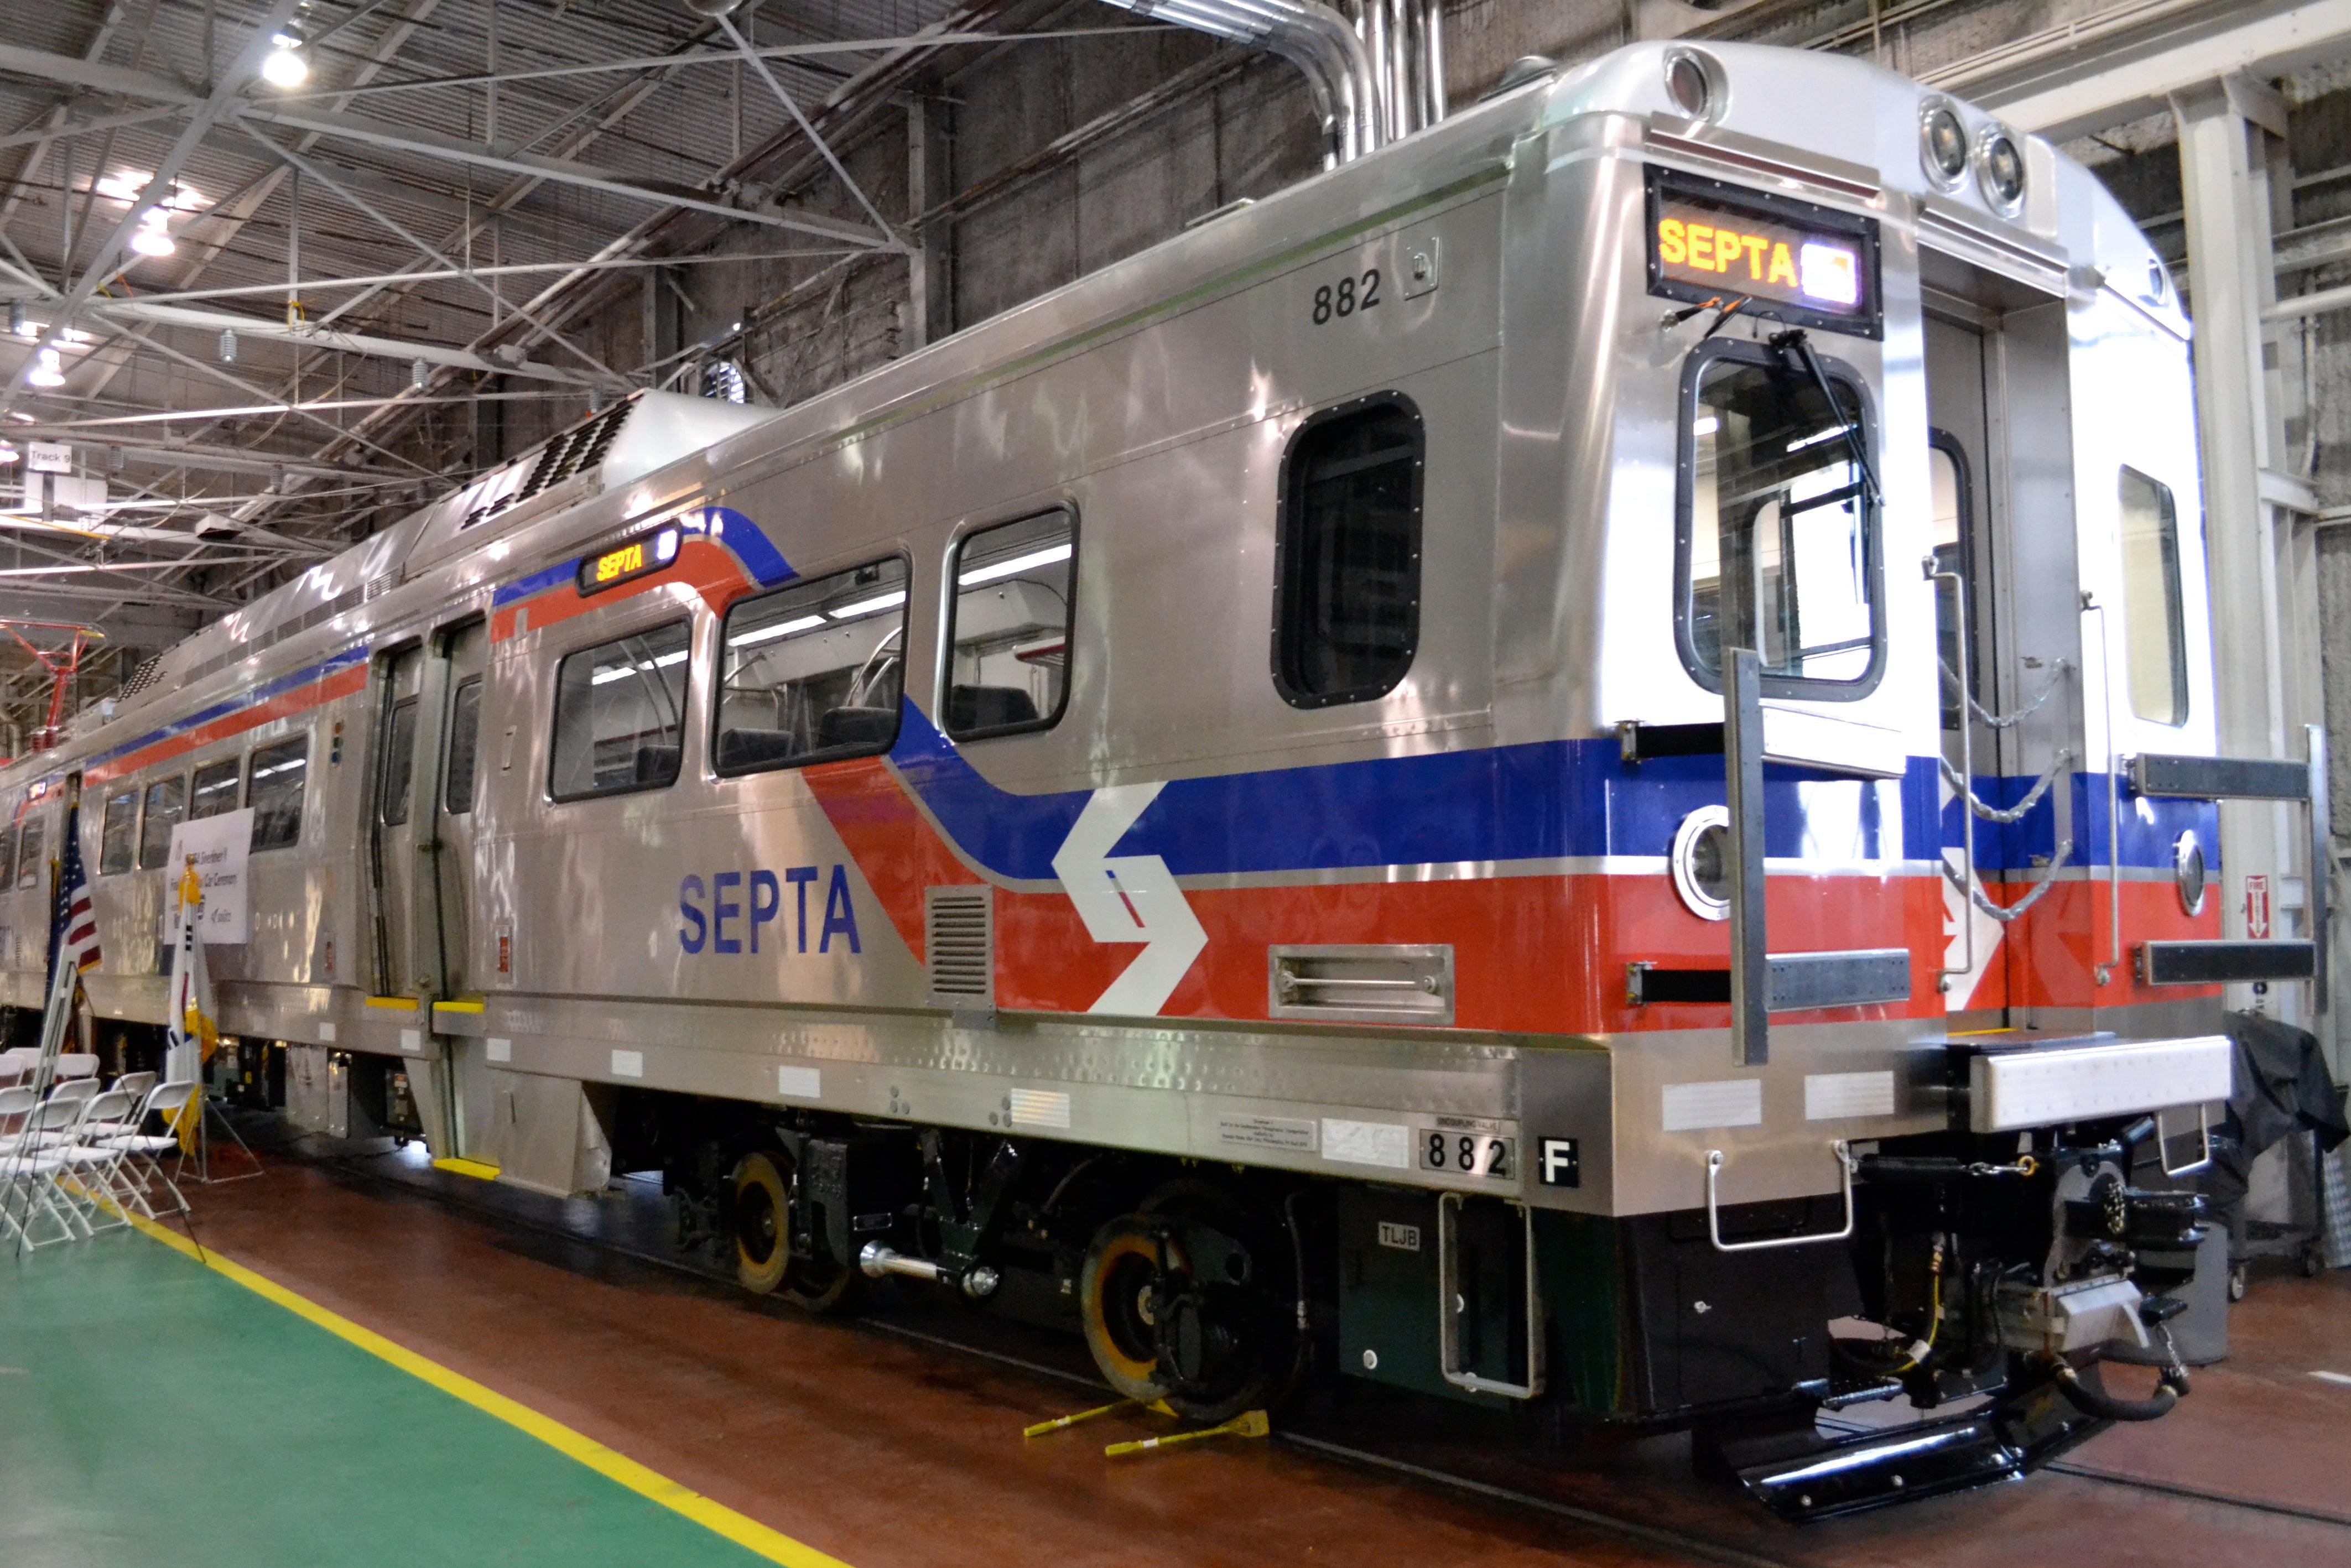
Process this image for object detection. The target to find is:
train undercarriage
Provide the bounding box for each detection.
[623,1080,2207,1522]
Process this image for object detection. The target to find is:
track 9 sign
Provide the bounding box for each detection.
[579,523,681,594]
[1645,168,1882,338]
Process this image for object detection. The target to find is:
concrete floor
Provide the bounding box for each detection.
[8,1138,2348,1568]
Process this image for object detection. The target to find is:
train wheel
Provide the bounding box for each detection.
[734,1151,792,1295]
[1138,1182,1292,1424]
[1079,1216,1178,1403]
[784,1250,863,1314]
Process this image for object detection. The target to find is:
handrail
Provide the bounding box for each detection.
[1436,1192,1545,1399]
[1929,559,1975,989]
[1704,1140,1855,1254]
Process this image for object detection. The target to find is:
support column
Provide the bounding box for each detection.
[2175,75,2329,1031]
[904,93,952,352]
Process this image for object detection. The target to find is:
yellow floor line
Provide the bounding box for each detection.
[121,1208,852,1568]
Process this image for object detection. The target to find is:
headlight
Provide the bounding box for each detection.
[1671,805,1732,921]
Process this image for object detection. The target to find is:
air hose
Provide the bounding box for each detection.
[2052,1359,2189,1422]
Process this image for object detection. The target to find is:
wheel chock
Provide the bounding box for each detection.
[1022,1396,1173,1439]
[1104,1408,1268,1457]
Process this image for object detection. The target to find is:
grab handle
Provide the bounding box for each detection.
[1704,1140,1854,1254]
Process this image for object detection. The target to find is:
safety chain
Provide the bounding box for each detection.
[1939,657,2069,730]
[1942,839,2073,924]
[1939,747,2074,824]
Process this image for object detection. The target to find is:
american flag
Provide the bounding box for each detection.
[44,802,100,987]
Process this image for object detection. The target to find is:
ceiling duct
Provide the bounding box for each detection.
[1097,0,1386,164]
[1336,0,1444,140]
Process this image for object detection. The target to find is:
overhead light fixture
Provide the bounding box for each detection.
[129,207,175,257]
[219,328,237,364]
[261,31,308,88]
[411,358,428,390]
[28,347,65,387]
[0,442,17,466]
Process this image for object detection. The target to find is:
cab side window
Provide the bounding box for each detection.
[1272,397,1425,708]
[714,559,909,773]
[16,816,42,889]
[2118,466,2188,726]
[549,621,690,800]
[944,512,1073,740]
[138,777,186,870]
[0,824,18,890]
[98,789,137,875]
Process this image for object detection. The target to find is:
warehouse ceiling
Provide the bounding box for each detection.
[0,0,1029,736]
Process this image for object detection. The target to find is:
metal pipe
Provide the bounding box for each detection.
[859,1241,1000,1298]
[1096,0,1382,163]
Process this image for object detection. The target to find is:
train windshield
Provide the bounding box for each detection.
[1681,347,1879,690]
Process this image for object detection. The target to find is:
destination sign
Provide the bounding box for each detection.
[579,523,682,595]
[1646,169,1881,337]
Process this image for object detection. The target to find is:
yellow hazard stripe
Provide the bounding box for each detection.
[121,1210,854,1568]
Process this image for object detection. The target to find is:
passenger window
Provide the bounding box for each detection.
[714,559,908,774]
[98,789,137,875]
[1680,344,1881,692]
[381,696,419,825]
[248,736,309,850]
[944,512,1073,739]
[1273,398,1424,707]
[444,678,483,815]
[190,758,241,819]
[138,777,185,870]
[2118,466,2188,726]
[15,816,41,888]
[550,621,691,800]
[0,824,17,890]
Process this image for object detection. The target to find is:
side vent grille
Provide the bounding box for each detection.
[924,885,994,1009]
[119,653,166,701]
[1269,945,1453,1026]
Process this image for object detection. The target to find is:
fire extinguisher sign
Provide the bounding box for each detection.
[2245,874,2272,940]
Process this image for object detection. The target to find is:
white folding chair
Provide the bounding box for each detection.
[101,1081,197,1225]
[53,1053,98,1081]
[0,1047,33,1087]
[83,1072,155,1142]
[0,1086,34,1244]
[6,1095,95,1246]
[56,1088,138,1232]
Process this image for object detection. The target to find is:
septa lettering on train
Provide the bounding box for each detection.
[679,866,861,956]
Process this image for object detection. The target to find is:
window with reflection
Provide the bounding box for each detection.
[16,816,42,889]
[1273,398,1424,707]
[1679,344,1882,694]
[549,622,690,800]
[98,788,137,875]
[138,777,185,871]
[380,696,419,826]
[714,559,909,774]
[249,736,309,850]
[190,758,241,819]
[944,512,1072,739]
[444,678,483,815]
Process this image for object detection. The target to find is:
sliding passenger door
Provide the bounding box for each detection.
[369,645,425,999]
[425,619,487,999]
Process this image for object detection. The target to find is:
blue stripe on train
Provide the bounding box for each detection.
[1939,769,2218,875]
[890,702,1942,882]
[82,645,368,770]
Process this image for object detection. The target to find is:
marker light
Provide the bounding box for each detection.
[28,347,65,387]
[261,34,309,88]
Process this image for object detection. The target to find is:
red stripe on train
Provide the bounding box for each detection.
[84,666,369,787]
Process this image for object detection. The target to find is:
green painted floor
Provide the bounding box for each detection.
[0,1230,777,1568]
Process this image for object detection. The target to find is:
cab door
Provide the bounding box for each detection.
[1922,278,2082,1024]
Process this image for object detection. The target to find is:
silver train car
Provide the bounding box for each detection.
[2,40,2295,1519]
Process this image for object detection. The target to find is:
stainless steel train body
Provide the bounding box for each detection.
[0,41,2279,1518]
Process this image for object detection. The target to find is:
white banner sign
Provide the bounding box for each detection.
[164,809,253,945]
